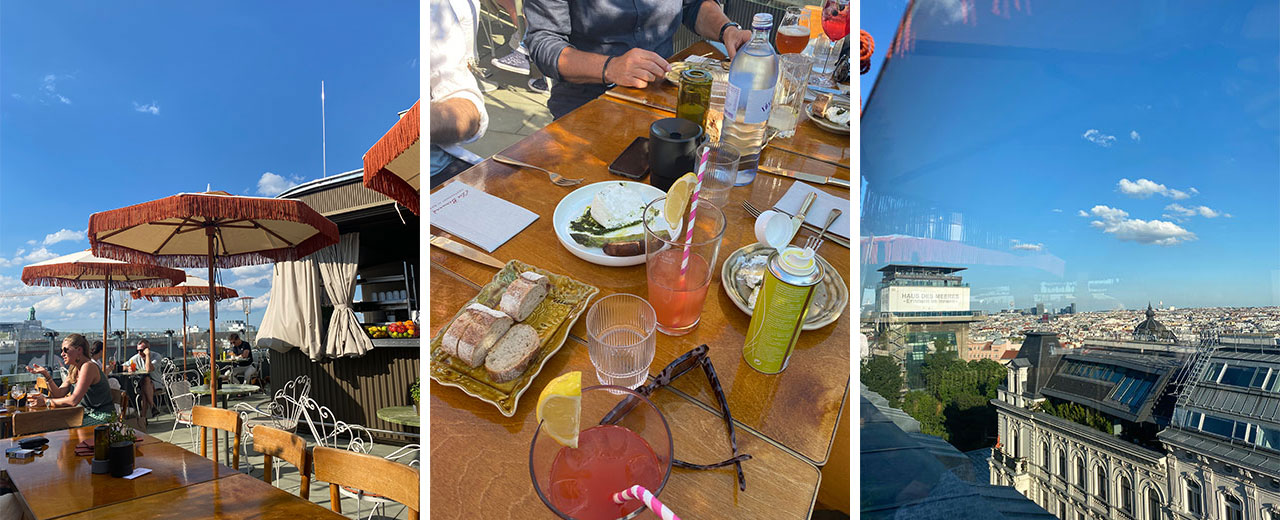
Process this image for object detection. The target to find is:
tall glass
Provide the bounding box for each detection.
[530,385,673,520]
[767,54,816,139]
[643,197,726,335]
[697,142,741,209]
[813,0,850,88]
[586,294,657,390]
[775,7,809,54]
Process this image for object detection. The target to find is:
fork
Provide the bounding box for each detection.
[805,209,842,252]
[492,155,584,187]
[742,200,850,249]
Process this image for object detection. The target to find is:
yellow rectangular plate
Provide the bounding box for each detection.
[429,260,599,416]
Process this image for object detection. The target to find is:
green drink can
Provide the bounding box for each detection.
[743,246,822,374]
[676,68,713,129]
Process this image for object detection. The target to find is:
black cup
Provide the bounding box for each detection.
[648,118,704,191]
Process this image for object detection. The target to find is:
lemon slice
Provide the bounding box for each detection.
[536,371,582,448]
[663,172,699,230]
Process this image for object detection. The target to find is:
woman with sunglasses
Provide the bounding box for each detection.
[25,333,116,426]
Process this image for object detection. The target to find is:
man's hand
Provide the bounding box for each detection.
[723,26,752,60]
[605,48,671,89]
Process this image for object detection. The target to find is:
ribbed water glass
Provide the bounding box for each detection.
[586,294,657,390]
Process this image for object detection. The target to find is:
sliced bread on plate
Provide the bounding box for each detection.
[499,271,550,321]
[484,324,541,383]
[455,304,513,368]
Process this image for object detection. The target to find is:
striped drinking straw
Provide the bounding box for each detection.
[679,147,711,276]
[613,485,681,520]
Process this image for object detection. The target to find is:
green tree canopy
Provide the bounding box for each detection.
[862,355,904,407]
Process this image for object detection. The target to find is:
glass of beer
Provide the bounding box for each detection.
[775,7,809,54]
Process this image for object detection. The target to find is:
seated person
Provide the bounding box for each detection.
[524,0,751,118]
[430,0,489,188]
[125,339,162,418]
[222,333,256,384]
[91,341,104,367]
[26,334,116,426]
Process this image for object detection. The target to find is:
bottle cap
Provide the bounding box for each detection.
[779,246,817,276]
[752,13,773,30]
[754,211,793,250]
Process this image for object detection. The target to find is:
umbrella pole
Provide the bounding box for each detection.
[102,280,109,367]
[207,229,218,407]
[182,300,189,374]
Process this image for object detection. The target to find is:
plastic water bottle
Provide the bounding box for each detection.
[722,13,780,186]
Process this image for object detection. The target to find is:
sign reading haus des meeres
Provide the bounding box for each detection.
[881,286,970,313]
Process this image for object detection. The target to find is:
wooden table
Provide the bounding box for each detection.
[428,270,821,519]
[605,41,851,169]
[430,96,850,465]
[189,384,259,409]
[51,473,347,519]
[377,406,420,428]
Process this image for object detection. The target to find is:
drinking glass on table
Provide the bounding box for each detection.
[697,142,741,209]
[530,385,672,520]
[642,197,727,336]
[812,0,850,88]
[768,54,816,139]
[586,294,657,390]
[775,6,809,54]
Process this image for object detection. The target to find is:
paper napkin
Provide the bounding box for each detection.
[773,181,851,239]
[429,182,539,253]
[123,468,152,480]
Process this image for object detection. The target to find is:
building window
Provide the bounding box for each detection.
[1043,442,1051,470]
[1011,427,1019,458]
[1185,480,1203,516]
[1059,500,1067,518]
[1147,488,1162,520]
[1076,456,1087,489]
[1120,476,1133,513]
[1059,448,1068,479]
[1096,466,1108,504]
[1223,494,1243,520]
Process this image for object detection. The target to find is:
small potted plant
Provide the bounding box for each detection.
[105,413,136,477]
[410,378,420,413]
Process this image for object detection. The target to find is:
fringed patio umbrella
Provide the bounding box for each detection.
[131,276,239,373]
[362,100,420,215]
[88,191,338,407]
[21,250,186,366]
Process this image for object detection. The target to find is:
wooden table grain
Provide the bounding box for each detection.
[0,426,235,519]
[50,473,347,520]
[428,269,821,519]
[605,41,851,168]
[429,97,851,465]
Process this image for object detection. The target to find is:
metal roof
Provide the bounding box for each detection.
[1183,384,1280,427]
[1158,427,1280,475]
[877,264,967,273]
[1041,353,1180,424]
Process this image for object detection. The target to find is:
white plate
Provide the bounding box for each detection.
[806,101,852,134]
[719,243,847,330]
[552,181,665,267]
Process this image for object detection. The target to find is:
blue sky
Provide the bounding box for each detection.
[860,0,1280,311]
[0,2,418,331]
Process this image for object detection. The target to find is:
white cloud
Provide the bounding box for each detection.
[1130,130,1141,142]
[1011,242,1044,251]
[929,0,973,24]
[1082,129,1116,147]
[1163,203,1231,221]
[1086,205,1196,246]
[33,292,94,314]
[255,172,303,196]
[0,247,60,268]
[1051,208,1063,213]
[1077,210,1089,217]
[25,240,36,246]
[1116,178,1192,200]
[42,74,72,105]
[42,228,86,246]
[228,264,272,277]
[132,101,160,115]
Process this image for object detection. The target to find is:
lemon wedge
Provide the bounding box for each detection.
[663,172,699,230]
[537,371,582,448]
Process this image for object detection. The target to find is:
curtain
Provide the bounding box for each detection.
[255,256,322,356]
[316,233,374,359]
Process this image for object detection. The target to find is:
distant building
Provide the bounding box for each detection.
[989,326,1280,520]
[867,264,982,389]
[963,339,1020,363]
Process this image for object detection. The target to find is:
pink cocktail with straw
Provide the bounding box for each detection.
[531,385,674,520]
[642,195,727,336]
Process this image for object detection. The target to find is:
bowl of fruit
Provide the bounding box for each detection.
[366,321,419,339]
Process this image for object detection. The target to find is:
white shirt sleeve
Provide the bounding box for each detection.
[430,0,488,145]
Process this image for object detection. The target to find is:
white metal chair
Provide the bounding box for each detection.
[164,377,199,449]
[237,376,311,473]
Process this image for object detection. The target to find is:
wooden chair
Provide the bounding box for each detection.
[313,446,419,520]
[252,425,310,499]
[12,407,84,436]
[191,405,242,470]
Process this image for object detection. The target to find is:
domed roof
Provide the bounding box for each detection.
[1133,303,1177,342]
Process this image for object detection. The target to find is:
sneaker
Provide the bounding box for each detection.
[528,77,550,94]
[491,49,531,76]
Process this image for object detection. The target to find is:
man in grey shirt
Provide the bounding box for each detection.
[524,0,751,119]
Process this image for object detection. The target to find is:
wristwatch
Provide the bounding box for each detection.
[718,22,741,44]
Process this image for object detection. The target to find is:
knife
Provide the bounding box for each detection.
[603,90,676,113]
[429,235,506,269]
[760,165,851,189]
[790,193,817,239]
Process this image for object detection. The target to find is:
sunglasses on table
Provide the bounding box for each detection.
[598,345,751,491]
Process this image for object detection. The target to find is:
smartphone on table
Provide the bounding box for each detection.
[608,137,650,180]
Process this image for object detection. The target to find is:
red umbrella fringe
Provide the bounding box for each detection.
[88,194,338,268]
[132,285,239,302]
[362,100,420,216]
[20,263,186,289]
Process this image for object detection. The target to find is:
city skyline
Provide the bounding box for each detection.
[0,2,419,330]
